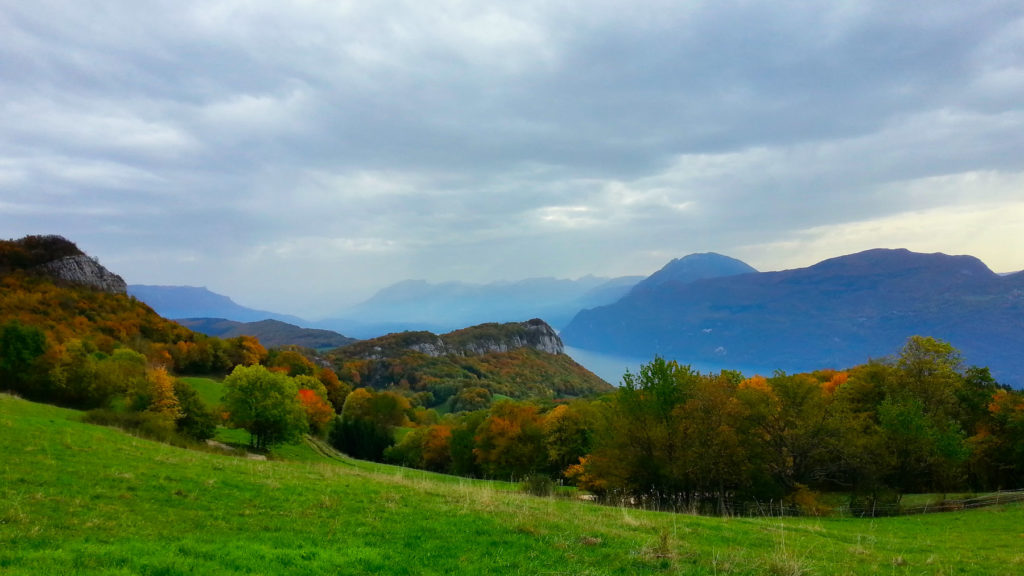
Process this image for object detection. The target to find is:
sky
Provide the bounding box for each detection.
[2,1,1024,319]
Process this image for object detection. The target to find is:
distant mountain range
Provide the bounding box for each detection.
[561,249,1024,386]
[129,276,644,340]
[128,285,307,325]
[175,318,356,350]
[314,275,644,338]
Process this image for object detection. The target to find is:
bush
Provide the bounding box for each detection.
[520,473,556,497]
[83,409,188,446]
[787,484,832,517]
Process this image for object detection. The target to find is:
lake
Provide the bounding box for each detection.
[564,346,776,385]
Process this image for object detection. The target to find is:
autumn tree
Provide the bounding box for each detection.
[267,348,316,376]
[473,400,547,479]
[297,388,335,436]
[452,386,492,412]
[544,402,594,478]
[317,367,351,412]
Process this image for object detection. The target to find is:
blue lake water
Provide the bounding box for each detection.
[564,346,776,386]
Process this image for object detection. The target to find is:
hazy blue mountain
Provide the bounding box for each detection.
[318,275,644,338]
[176,318,355,349]
[128,285,306,325]
[628,252,758,294]
[561,249,1024,386]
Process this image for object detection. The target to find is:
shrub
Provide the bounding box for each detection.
[520,473,556,497]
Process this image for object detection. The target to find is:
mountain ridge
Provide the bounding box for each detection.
[175,318,356,350]
[128,285,306,325]
[562,248,1024,386]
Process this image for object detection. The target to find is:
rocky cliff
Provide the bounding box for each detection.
[414,318,564,357]
[327,318,610,402]
[337,319,565,360]
[36,255,127,295]
[1,235,127,295]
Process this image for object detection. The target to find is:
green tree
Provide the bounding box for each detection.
[0,320,47,396]
[586,358,699,500]
[173,379,217,441]
[223,365,308,450]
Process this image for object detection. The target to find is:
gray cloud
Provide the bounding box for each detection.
[2,1,1023,316]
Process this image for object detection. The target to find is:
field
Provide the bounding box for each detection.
[2,393,1023,575]
[179,376,225,407]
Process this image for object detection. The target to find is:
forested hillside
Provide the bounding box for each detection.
[327,319,612,409]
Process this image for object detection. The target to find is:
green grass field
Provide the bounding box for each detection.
[180,376,225,407]
[2,393,1023,575]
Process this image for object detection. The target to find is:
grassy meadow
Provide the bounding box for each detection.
[2,393,1023,575]
[179,376,225,407]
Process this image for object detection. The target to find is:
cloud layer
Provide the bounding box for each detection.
[3,1,1023,316]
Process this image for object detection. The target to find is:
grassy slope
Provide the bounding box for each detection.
[180,376,225,407]
[2,394,1023,575]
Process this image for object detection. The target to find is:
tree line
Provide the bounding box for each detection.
[327,336,1024,514]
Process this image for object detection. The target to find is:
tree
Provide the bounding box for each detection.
[0,320,47,395]
[317,367,350,412]
[544,403,593,478]
[267,349,316,376]
[223,365,308,450]
[893,336,963,420]
[453,386,492,412]
[297,388,334,436]
[585,358,699,501]
[474,400,547,479]
[146,366,183,423]
[330,388,411,461]
[173,379,217,441]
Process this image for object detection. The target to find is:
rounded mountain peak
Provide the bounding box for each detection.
[808,248,995,278]
[632,252,758,293]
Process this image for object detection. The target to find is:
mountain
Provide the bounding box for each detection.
[628,252,757,294]
[327,319,613,407]
[561,249,1024,386]
[128,285,305,325]
[176,318,355,350]
[319,275,644,338]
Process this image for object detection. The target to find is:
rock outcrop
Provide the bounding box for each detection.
[340,318,566,360]
[405,319,564,357]
[37,255,127,295]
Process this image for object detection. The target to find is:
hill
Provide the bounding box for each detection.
[176,318,356,349]
[128,285,306,325]
[3,393,1023,575]
[319,275,643,337]
[0,236,191,350]
[328,319,613,405]
[562,248,1024,386]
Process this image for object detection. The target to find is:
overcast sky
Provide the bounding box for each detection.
[3,1,1023,318]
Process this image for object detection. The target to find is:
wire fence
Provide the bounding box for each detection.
[590,489,1024,518]
[738,489,1024,518]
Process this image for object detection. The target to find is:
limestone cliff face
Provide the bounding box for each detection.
[37,255,128,295]
[451,318,564,356]
[350,319,565,360]
[405,321,564,357]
